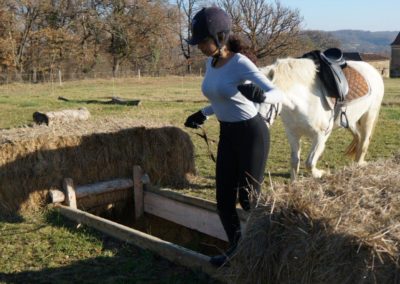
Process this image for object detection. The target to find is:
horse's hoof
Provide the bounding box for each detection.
[357,161,368,167]
[312,169,325,178]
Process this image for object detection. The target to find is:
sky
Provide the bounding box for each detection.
[279,0,400,32]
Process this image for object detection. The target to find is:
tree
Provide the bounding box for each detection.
[92,0,177,76]
[218,0,302,60]
[1,0,44,80]
[175,0,204,73]
[0,8,15,74]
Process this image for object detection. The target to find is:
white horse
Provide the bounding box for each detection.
[259,58,384,181]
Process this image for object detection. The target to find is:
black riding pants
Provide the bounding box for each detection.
[216,114,269,246]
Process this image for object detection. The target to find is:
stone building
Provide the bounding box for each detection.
[361,53,390,78]
[390,32,400,78]
[344,52,390,78]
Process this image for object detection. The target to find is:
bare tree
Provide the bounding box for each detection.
[176,0,204,74]
[1,0,44,80]
[93,0,176,76]
[218,0,302,59]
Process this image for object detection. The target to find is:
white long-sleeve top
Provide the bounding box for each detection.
[200,53,283,122]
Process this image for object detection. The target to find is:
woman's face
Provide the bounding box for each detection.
[197,38,219,56]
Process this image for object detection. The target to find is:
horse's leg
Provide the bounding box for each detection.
[354,108,380,165]
[305,133,329,178]
[286,131,301,181]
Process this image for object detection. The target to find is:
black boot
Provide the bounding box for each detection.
[210,211,241,267]
[209,244,237,267]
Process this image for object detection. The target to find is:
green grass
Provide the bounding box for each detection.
[0,210,215,283]
[0,76,399,283]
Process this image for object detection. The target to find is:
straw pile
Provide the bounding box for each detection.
[226,155,400,283]
[0,118,196,215]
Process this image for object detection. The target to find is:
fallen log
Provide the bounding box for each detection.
[33,107,90,126]
[58,96,141,106]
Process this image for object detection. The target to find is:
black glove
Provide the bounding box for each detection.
[237,83,266,103]
[184,110,207,129]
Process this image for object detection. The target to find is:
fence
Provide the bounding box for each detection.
[0,67,205,85]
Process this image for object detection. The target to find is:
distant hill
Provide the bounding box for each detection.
[327,30,398,56]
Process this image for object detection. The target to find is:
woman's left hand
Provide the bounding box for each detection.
[237,83,266,103]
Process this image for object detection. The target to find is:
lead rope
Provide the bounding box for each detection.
[195,126,217,163]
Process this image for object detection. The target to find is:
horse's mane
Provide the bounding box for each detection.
[260,58,317,92]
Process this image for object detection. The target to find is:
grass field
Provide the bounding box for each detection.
[0,76,399,283]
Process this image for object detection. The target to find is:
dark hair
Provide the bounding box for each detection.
[226,34,258,64]
[211,33,258,67]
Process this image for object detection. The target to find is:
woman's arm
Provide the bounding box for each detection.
[238,56,284,104]
[201,105,214,116]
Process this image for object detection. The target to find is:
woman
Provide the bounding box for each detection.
[184,6,283,266]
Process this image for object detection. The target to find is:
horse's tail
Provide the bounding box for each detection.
[345,136,358,158]
[345,103,382,158]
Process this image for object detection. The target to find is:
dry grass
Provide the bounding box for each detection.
[0,118,196,215]
[225,155,400,284]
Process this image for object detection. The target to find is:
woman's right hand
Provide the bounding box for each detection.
[184,110,207,129]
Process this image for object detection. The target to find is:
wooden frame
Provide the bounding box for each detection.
[52,165,249,281]
[55,205,226,281]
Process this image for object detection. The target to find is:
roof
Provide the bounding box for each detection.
[391,32,400,46]
[360,53,389,61]
[343,52,362,61]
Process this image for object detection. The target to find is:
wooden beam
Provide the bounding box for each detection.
[133,166,144,220]
[76,178,133,198]
[63,178,77,209]
[55,205,225,281]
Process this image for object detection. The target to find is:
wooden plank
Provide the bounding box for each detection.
[63,178,77,209]
[144,191,247,242]
[146,185,249,223]
[76,178,133,198]
[55,205,224,281]
[133,166,144,220]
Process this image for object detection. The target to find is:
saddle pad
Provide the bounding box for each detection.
[342,66,370,102]
[324,65,370,109]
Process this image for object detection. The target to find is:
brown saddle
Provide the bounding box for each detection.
[324,65,370,110]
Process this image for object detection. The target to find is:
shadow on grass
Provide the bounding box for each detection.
[268,172,291,179]
[0,213,24,224]
[0,210,218,284]
[0,251,215,284]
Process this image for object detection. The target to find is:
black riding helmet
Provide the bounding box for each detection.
[187,7,232,48]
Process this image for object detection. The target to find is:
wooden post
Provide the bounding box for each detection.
[133,165,144,220]
[63,178,77,209]
[58,69,62,86]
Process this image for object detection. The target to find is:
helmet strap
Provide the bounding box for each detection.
[211,48,222,67]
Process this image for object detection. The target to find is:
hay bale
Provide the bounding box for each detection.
[226,156,400,283]
[0,118,196,215]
